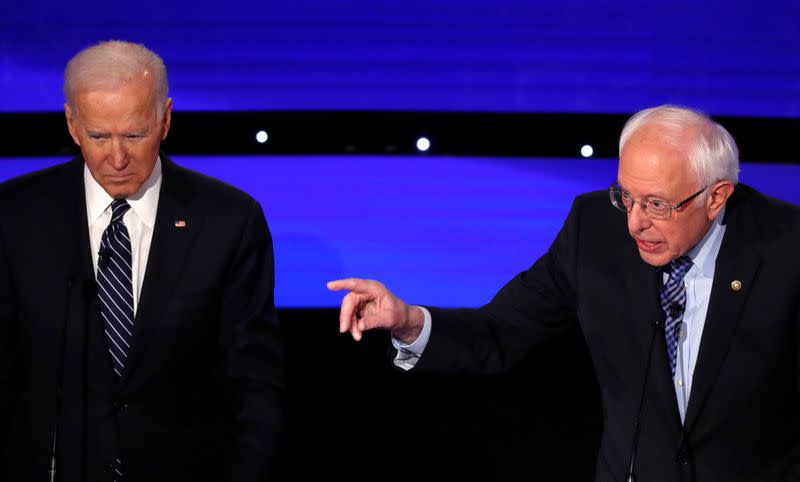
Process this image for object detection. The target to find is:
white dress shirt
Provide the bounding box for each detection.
[84,158,162,316]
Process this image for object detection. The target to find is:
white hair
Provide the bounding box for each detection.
[619,105,739,203]
[64,40,168,117]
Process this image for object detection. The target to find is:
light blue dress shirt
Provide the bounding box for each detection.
[669,207,726,422]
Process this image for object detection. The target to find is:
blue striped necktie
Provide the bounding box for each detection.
[660,256,692,377]
[97,199,132,481]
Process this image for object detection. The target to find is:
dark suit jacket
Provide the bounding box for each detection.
[419,185,800,481]
[0,155,284,481]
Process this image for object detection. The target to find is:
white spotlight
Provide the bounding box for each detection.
[580,144,594,158]
[256,130,269,144]
[416,137,431,152]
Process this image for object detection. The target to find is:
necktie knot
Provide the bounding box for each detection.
[667,256,693,281]
[110,199,130,223]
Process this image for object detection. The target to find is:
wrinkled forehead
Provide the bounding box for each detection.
[70,81,165,124]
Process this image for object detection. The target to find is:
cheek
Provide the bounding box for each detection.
[133,139,161,158]
[80,147,106,168]
[663,227,685,250]
[646,222,678,254]
[665,218,705,255]
[129,145,160,175]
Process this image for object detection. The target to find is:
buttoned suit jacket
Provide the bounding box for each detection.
[419,185,800,481]
[0,155,284,481]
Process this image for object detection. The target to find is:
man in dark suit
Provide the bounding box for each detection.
[328,105,800,481]
[0,40,283,481]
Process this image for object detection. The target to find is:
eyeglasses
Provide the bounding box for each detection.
[608,183,707,220]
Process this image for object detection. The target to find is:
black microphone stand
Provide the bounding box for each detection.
[625,317,663,482]
[50,277,77,481]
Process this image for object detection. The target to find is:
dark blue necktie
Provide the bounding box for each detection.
[97,199,132,482]
[97,199,134,378]
[660,256,692,377]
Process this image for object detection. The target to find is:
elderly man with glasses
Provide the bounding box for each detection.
[328,105,800,482]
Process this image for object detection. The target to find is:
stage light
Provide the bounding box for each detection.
[580,144,593,158]
[416,137,430,152]
[256,130,269,144]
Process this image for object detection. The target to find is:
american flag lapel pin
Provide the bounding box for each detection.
[174,219,187,228]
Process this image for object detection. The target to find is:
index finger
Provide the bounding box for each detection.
[327,278,370,293]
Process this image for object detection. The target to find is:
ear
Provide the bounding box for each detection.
[161,98,173,140]
[705,180,734,220]
[64,103,81,146]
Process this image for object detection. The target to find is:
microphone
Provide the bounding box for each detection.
[668,302,684,318]
[625,317,662,482]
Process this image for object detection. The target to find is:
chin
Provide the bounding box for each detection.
[103,186,135,198]
[638,250,670,268]
[105,177,144,195]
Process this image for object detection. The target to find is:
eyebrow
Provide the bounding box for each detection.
[85,127,149,137]
[616,181,670,200]
[85,129,110,137]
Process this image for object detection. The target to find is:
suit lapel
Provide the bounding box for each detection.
[623,245,684,430]
[683,193,761,431]
[55,159,97,287]
[54,159,119,389]
[121,158,203,385]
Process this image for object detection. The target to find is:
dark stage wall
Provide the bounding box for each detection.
[274,308,601,481]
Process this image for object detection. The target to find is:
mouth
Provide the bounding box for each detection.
[105,174,134,182]
[635,238,664,253]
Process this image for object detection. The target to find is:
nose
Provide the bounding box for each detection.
[107,138,129,169]
[627,201,652,234]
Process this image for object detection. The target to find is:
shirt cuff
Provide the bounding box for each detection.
[391,306,432,370]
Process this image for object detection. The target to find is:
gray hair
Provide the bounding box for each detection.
[64,40,168,116]
[619,105,739,203]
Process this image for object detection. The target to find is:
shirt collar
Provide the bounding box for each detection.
[84,157,163,228]
[684,205,727,279]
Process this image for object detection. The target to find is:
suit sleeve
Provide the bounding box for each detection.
[0,221,19,468]
[785,308,800,481]
[220,198,285,482]
[418,194,583,375]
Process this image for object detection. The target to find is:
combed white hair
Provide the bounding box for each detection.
[619,105,739,203]
[64,40,168,117]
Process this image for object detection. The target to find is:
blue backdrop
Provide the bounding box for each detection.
[2,155,799,307]
[3,0,799,116]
